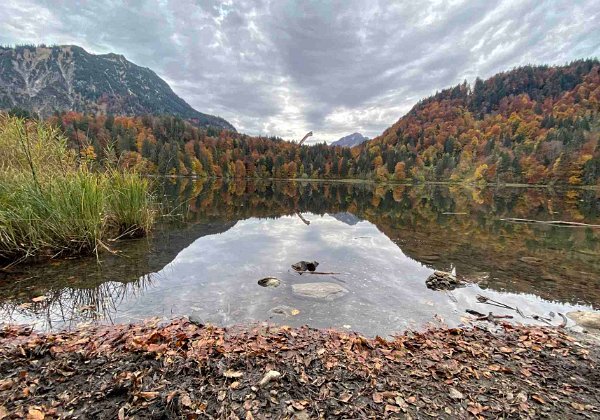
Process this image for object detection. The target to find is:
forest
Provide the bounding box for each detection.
[33,60,600,185]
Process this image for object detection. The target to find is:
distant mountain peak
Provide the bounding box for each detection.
[0,44,235,131]
[331,132,368,147]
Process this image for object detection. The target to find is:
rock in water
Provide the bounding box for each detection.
[269,305,296,317]
[567,311,600,330]
[292,282,348,300]
[258,277,281,287]
[425,271,465,291]
[292,261,319,272]
[188,312,205,327]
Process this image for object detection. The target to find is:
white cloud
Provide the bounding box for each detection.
[0,0,598,142]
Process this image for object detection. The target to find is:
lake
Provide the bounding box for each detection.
[1,179,599,337]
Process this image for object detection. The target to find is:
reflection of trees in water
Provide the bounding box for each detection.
[161,178,600,306]
[1,179,598,327]
[161,178,599,233]
[0,275,153,330]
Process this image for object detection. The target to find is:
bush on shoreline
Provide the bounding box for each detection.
[0,114,155,263]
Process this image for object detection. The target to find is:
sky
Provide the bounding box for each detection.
[1,0,599,143]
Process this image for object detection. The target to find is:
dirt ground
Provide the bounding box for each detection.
[0,319,599,419]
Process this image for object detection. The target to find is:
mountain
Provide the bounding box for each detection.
[0,45,234,130]
[33,59,600,185]
[331,132,368,147]
[329,212,362,225]
[358,59,600,184]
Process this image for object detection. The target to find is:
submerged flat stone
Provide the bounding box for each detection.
[269,305,295,316]
[292,282,348,300]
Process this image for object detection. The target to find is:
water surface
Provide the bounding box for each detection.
[1,180,599,336]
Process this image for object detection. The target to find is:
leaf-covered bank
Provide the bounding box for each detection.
[0,319,598,418]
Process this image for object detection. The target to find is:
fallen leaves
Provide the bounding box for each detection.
[0,379,14,391]
[27,407,44,419]
[179,394,193,408]
[338,391,352,403]
[531,394,545,404]
[137,391,159,400]
[0,319,597,418]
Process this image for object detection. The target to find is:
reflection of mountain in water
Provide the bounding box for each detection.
[1,178,599,329]
[329,212,362,226]
[161,178,600,308]
[0,220,237,328]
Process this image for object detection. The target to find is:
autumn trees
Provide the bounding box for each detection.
[359,60,600,185]
[48,60,599,186]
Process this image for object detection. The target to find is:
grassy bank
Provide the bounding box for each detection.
[0,114,155,264]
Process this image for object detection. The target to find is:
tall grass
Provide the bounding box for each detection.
[0,114,155,263]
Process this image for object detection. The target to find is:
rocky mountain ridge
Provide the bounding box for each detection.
[331,132,368,147]
[0,45,234,130]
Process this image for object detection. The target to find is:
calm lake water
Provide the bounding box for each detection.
[1,179,599,337]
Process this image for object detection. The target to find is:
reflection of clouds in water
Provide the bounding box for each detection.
[107,214,594,336]
[1,213,595,336]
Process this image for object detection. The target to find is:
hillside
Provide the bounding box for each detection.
[331,132,368,147]
[37,60,600,186]
[359,59,600,184]
[0,45,234,130]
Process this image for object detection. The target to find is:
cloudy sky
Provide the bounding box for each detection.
[1,0,599,143]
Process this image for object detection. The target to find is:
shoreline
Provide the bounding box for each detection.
[1,319,598,418]
[149,174,600,191]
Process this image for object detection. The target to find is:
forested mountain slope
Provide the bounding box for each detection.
[360,60,600,184]
[39,60,600,185]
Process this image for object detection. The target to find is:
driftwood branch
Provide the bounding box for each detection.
[466,309,513,323]
[476,294,570,328]
[558,313,568,328]
[296,271,341,275]
[477,295,516,310]
[295,212,311,226]
[500,218,600,228]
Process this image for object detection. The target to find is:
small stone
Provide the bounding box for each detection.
[188,312,205,326]
[449,387,464,400]
[270,305,296,317]
[259,370,281,387]
[258,277,281,288]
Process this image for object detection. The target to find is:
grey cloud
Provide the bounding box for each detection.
[0,0,598,141]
